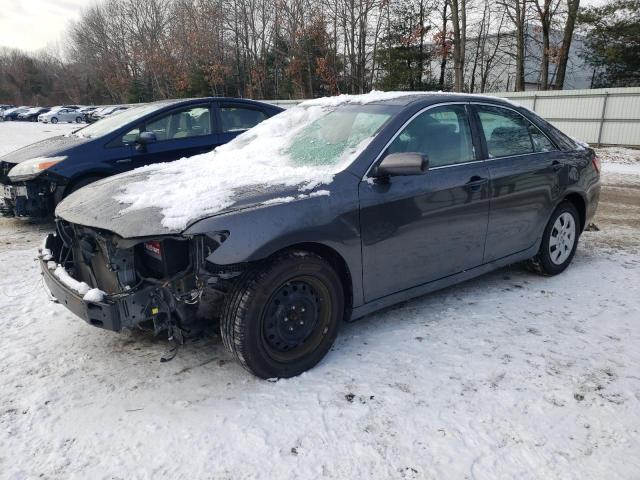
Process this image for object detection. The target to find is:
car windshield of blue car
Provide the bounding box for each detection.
[71,103,158,139]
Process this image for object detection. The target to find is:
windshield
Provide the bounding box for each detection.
[226,103,395,169]
[72,103,159,139]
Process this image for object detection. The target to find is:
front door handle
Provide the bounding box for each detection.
[465,176,488,191]
[115,158,132,164]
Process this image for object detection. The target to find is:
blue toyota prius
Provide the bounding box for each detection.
[0,98,283,217]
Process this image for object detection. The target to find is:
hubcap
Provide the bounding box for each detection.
[549,212,576,265]
[263,280,323,354]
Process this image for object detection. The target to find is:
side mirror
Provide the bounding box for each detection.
[375,152,429,177]
[137,131,157,144]
[135,131,156,150]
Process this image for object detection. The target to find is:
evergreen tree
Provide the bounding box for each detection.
[578,0,640,87]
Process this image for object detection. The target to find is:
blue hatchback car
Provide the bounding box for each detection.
[0,98,283,217]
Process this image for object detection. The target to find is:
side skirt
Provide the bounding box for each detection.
[349,243,540,321]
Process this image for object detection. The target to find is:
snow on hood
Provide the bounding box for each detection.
[109,91,418,231]
[56,168,331,238]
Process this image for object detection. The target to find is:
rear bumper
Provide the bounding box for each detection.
[40,233,160,332]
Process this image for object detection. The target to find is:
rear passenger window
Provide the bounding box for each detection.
[387,105,475,168]
[476,105,556,157]
[220,106,267,132]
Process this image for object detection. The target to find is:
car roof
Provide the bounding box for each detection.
[364,92,516,108]
[145,97,283,109]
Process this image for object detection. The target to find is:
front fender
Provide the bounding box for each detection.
[183,174,364,306]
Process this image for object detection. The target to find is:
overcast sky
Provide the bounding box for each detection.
[0,0,608,53]
[0,0,97,52]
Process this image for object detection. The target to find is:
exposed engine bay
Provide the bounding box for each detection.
[41,220,243,345]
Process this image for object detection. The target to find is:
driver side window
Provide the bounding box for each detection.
[114,105,212,147]
[387,105,475,168]
[145,106,212,141]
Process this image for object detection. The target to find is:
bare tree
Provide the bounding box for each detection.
[449,0,468,91]
[499,0,528,91]
[554,0,579,89]
[533,0,561,89]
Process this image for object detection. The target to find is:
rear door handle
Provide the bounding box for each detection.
[115,158,132,164]
[465,176,488,191]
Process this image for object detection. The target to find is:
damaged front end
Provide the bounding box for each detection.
[40,220,241,342]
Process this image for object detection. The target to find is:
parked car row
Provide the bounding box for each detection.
[0,93,601,379]
[0,104,134,124]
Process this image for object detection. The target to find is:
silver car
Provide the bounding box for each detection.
[39,108,84,124]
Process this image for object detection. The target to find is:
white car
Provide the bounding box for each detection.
[39,108,84,124]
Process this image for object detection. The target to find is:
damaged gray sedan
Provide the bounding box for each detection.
[40,92,600,378]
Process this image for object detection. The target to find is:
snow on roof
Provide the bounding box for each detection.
[115,91,418,230]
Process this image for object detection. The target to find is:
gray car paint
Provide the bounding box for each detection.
[54,94,601,320]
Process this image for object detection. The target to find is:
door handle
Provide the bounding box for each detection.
[465,176,488,191]
[551,161,563,171]
[115,158,132,164]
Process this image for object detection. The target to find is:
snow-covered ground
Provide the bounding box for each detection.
[1,122,639,479]
[0,122,79,157]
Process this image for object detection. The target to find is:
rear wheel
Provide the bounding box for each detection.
[528,201,580,275]
[221,251,343,379]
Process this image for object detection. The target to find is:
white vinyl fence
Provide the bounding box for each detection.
[267,87,640,147]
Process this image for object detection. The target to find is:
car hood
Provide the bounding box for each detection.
[55,168,327,239]
[0,134,87,165]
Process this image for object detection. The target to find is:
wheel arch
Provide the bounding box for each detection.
[261,242,354,321]
[562,191,587,233]
[62,173,107,198]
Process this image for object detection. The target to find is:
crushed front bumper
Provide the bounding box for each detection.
[1,179,60,217]
[40,233,161,332]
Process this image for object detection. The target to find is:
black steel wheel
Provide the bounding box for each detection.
[221,250,343,378]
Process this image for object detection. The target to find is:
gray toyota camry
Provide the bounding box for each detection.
[39,92,601,378]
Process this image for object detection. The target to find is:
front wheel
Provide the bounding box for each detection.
[75,116,83,123]
[528,201,580,275]
[221,251,344,379]
[50,117,58,124]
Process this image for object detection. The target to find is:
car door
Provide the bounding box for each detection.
[471,103,565,262]
[216,102,270,144]
[121,103,222,168]
[359,103,490,302]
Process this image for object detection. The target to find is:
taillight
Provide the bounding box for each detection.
[144,240,162,260]
[592,155,601,174]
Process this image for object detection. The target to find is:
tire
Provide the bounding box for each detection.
[75,117,83,123]
[51,117,58,124]
[528,201,580,276]
[221,250,344,379]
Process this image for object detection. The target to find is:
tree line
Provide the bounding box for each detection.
[0,0,638,106]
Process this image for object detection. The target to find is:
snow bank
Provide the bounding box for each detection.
[116,92,415,230]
